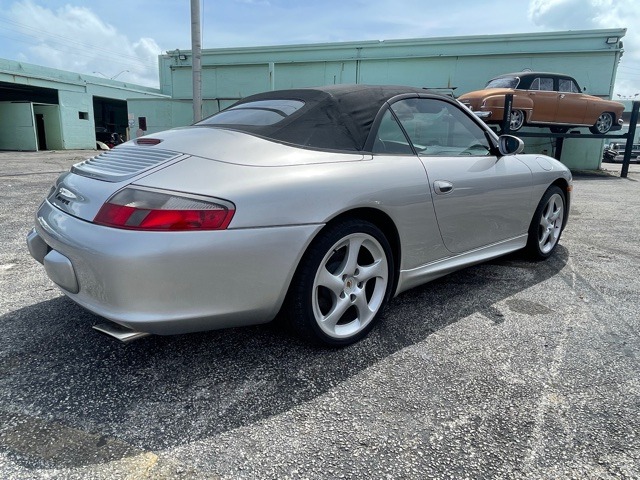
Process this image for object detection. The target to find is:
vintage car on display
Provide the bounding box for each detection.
[603,142,640,162]
[27,85,572,346]
[458,72,625,134]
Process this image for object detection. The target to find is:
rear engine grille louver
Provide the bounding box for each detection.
[72,147,181,182]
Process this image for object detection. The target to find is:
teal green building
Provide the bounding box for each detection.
[0,58,165,151]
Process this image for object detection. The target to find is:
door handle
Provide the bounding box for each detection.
[559,94,566,99]
[434,180,454,195]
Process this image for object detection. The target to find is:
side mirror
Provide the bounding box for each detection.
[498,135,524,155]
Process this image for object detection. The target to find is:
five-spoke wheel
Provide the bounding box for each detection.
[526,186,566,259]
[286,220,393,346]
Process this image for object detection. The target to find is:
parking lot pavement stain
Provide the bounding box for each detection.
[506,299,554,316]
[0,411,147,468]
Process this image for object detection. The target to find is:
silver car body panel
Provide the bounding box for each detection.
[397,234,527,293]
[419,155,533,253]
[134,153,451,270]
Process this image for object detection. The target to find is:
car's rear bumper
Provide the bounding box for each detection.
[29,200,322,335]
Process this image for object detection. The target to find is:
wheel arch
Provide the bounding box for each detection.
[279,207,401,344]
[284,207,402,304]
[324,208,401,292]
[606,110,618,123]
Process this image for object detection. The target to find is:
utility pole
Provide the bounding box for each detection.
[191,0,202,122]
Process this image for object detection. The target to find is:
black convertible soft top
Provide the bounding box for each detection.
[197,84,430,151]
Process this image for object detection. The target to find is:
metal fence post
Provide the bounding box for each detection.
[621,101,640,178]
[501,94,513,134]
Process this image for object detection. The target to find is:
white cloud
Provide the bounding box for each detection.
[528,0,640,96]
[528,0,606,30]
[8,0,161,87]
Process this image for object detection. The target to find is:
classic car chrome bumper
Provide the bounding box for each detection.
[472,111,492,119]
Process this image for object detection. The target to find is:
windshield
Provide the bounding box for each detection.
[485,76,519,89]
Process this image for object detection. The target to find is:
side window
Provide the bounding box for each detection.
[531,78,540,90]
[539,77,554,91]
[372,109,414,154]
[390,98,492,157]
[559,78,579,93]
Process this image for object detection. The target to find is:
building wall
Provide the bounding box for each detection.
[159,29,624,100]
[0,58,166,151]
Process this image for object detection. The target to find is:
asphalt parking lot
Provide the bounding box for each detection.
[1,150,639,479]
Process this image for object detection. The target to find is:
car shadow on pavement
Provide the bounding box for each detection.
[0,247,568,469]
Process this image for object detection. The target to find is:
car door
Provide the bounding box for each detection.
[526,76,558,123]
[556,77,588,125]
[389,97,533,254]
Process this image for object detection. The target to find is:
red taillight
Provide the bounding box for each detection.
[94,187,235,231]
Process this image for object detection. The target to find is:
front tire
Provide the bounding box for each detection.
[525,186,566,260]
[589,112,614,134]
[286,220,394,346]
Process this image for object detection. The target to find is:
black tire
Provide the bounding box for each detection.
[525,185,566,260]
[285,219,394,346]
[589,112,614,134]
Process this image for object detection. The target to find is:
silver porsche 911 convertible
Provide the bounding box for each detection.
[27,85,571,346]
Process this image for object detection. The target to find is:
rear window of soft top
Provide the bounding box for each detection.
[197,99,305,126]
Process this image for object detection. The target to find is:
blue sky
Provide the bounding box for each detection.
[0,0,638,96]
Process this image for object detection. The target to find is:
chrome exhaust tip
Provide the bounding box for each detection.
[92,322,151,342]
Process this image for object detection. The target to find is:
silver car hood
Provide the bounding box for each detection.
[127,127,365,166]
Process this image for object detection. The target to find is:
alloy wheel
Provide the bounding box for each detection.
[538,193,564,254]
[312,233,389,339]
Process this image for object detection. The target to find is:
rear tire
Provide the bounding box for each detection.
[285,219,394,346]
[525,186,566,260]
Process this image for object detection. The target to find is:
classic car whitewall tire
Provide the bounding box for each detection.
[590,112,614,134]
[286,219,394,346]
[526,185,566,260]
